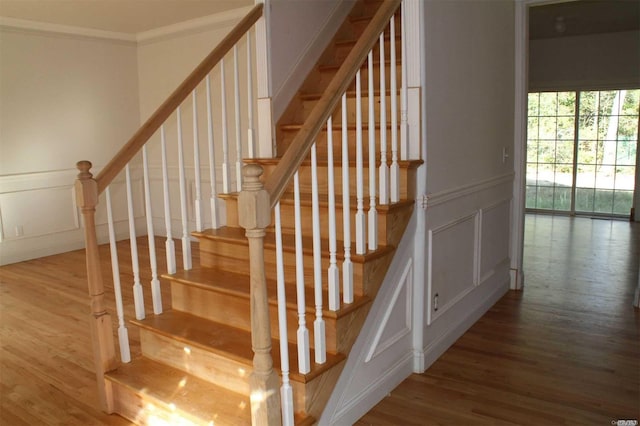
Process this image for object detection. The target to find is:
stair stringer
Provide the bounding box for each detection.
[319,211,419,425]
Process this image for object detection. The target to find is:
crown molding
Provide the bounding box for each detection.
[0,5,252,45]
[0,17,136,43]
[136,5,252,44]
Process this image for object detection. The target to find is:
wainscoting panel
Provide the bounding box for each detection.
[420,172,513,371]
[479,199,511,284]
[428,213,478,324]
[0,185,78,240]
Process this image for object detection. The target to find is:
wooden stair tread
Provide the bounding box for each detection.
[194,226,396,261]
[299,88,391,101]
[132,310,346,383]
[244,157,423,169]
[106,357,251,425]
[319,58,393,73]
[280,122,393,131]
[163,267,371,319]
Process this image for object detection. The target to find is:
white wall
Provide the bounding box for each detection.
[268,0,354,119]
[420,0,514,376]
[0,27,140,264]
[529,30,640,92]
[424,1,515,194]
[0,9,251,265]
[136,8,252,235]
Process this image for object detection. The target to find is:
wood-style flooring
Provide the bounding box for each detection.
[1,214,638,425]
[356,214,640,425]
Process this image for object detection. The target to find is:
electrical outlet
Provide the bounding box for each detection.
[434,293,439,311]
[15,225,23,237]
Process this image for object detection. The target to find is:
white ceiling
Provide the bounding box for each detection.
[0,0,254,34]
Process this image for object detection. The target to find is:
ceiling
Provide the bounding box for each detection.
[0,0,253,34]
[529,0,640,40]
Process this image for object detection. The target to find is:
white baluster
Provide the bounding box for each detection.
[311,143,326,364]
[177,106,192,270]
[105,186,131,363]
[143,145,163,315]
[389,14,400,203]
[379,31,389,206]
[355,70,366,255]
[400,1,409,161]
[192,90,203,232]
[368,51,378,251]
[234,45,243,192]
[160,125,177,274]
[327,116,340,311]
[247,31,256,159]
[221,58,231,193]
[206,75,220,229]
[274,203,294,426]
[125,164,145,320]
[341,94,354,304]
[293,171,310,374]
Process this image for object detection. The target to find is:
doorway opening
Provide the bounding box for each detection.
[526,89,639,217]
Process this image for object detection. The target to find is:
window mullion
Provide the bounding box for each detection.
[570,90,580,214]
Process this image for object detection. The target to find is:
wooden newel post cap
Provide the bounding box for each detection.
[76,161,93,179]
[242,164,264,191]
[75,160,98,209]
[238,164,271,230]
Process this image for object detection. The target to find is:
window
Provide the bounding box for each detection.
[527,89,639,216]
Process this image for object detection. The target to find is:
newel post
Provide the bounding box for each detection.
[238,164,282,425]
[75,161,117,413]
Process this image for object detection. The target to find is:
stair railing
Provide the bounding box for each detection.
[238,0,405,423]
[74,3,263,414]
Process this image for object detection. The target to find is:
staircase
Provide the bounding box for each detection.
[75,0,420,424]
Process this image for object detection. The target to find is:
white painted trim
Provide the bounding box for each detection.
[271,0,353,120]
[511,0,530,291]
[0,6,252,45]
[427,172,514,208]
[0,17,136,43]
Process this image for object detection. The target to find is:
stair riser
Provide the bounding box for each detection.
[198,236,396,298]
[332,34,401,64]
[109,380,213,426]
[198,240,370,296]
[170,282,344,353]
[225,197,413,247]
[302,94,398,126]
[318,62,401,92]
[279,127,397,160]
[256,158,417,203]
[137,293,342,417]
[138,328,251,396]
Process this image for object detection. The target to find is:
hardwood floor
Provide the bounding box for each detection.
[356,214,640,425]
[1,214,638,425]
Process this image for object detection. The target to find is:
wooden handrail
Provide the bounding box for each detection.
[264,0,401,208]
[95,3,264,194]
